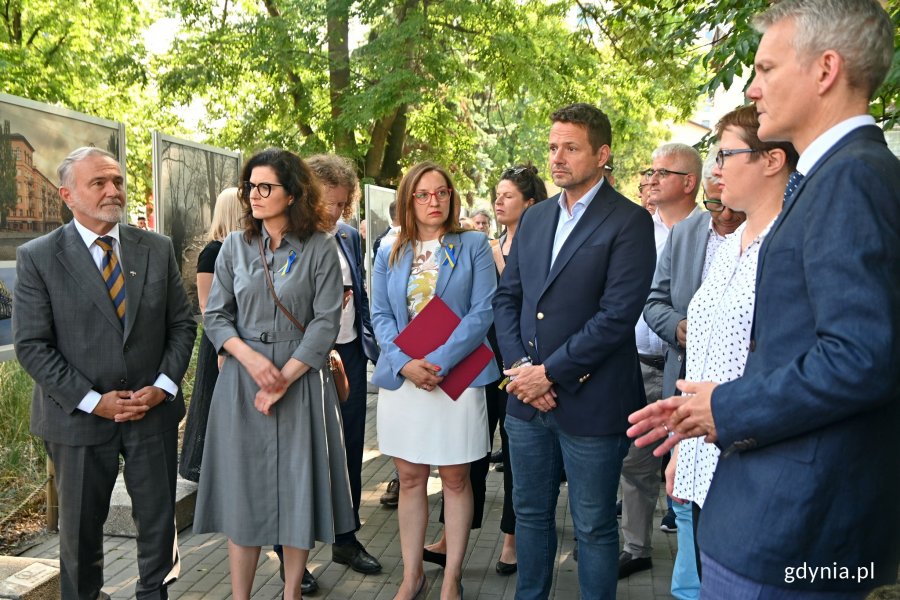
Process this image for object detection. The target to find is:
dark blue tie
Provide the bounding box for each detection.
[784,170,804,204]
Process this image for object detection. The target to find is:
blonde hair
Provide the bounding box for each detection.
[207,187,244,242]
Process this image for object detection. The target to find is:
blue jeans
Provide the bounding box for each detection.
[671,501,700,599]
[505,413,629,600]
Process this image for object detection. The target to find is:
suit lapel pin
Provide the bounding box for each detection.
[129,271,136,277]
[340,232,348,239]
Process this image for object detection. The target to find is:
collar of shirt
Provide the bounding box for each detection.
[261,224,302,252]
[557,177,604,218]
[653,205,701,255]
[707,215,732,240]
[73,218,121,252]
[551,178,604,266]
[797,115,875,175]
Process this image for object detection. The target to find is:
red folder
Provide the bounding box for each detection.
[393,296,494,400]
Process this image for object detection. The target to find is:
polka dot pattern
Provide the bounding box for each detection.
[673,219,775,508]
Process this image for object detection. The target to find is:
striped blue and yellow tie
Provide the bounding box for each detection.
[95,236,126,325]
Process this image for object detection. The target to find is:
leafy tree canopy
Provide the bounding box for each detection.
[2,0,897,206]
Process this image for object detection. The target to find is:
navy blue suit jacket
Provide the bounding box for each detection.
[701,125,900,590]
[493,182,656,436]
[335,222,378,363]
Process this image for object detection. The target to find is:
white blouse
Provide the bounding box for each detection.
[672,218,775,508]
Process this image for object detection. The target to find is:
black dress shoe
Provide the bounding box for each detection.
[302,569,319,595]
[495,560,517,575]
[279,563,319,595]
[490,449,503,463]
[422,548,447,568]
[332,541,382,574]
[618,551,652,579]
[493,461,505,472]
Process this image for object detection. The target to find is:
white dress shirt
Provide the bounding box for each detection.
[335,243,358,344]
[71,219,178,413]
[635,206,701,357]
[797,115,875,176]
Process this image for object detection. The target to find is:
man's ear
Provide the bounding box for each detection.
[58,186,73,208]
[815,49,843,96]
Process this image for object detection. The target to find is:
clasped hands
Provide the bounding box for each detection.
[401,359,443,392]
[95,386,167,422]
[627,379,719,455]
[244,350,308,416]
[504,364,557,413]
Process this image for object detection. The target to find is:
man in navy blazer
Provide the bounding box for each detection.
[630,1,900,596]
[493,103,656,599]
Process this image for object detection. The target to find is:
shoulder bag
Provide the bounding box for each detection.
[257,236,350,403]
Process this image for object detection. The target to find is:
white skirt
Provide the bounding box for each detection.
[377,379,489,466]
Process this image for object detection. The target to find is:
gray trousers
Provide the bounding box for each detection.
[47,426,180,600]
[620,362,664,558]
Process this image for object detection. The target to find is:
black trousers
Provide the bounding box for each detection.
[439,378,502,529]
[498,393,515,535]
[335,337,368,535]
[47,426,179,600]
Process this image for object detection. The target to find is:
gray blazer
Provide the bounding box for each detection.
[643,211,711,398]
[13,221,196,445]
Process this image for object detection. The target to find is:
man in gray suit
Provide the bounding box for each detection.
[645,157,745,400]
[13,147,196,600]
[642,162,744,599]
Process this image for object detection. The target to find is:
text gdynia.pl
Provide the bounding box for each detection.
[784,562,875,584]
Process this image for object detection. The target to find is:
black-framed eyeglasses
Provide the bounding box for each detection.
[241,181,284,198]
[412,187,452,204]
[642,168,689,179]
[716,148,759,168]
[703,199,725,212]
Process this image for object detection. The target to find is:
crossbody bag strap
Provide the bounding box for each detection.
[257,235,306,333]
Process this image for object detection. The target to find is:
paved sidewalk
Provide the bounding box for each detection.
[21,392,678,599]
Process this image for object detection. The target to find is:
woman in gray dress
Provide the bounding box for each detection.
[194,148,355,600]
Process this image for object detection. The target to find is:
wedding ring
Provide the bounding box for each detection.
[663,423,670,433]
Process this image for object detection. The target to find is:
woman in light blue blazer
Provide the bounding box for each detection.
[372,162,499,600]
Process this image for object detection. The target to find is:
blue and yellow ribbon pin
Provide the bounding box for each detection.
[442,244,456,268]
[278,250,297,275]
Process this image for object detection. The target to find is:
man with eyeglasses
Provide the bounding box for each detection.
[493,102,655,599]
[642,150,744,599]
[637,172,654,215]
[630,0,900,596]
[619,143,703,580]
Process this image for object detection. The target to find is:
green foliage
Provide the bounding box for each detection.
[2,0,898,208]
[0,360,43,519]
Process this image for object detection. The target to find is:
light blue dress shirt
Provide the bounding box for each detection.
[551,178,605,266]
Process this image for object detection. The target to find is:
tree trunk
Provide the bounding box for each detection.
[327,0,353,154]
[380,104,408,184]
[363,109,397,181]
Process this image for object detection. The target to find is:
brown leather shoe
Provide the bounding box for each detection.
[380,477,399,507]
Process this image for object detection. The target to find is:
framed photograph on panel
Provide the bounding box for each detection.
[152,132,241,313]
[363,183,396,308]
[0,93,126,361]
